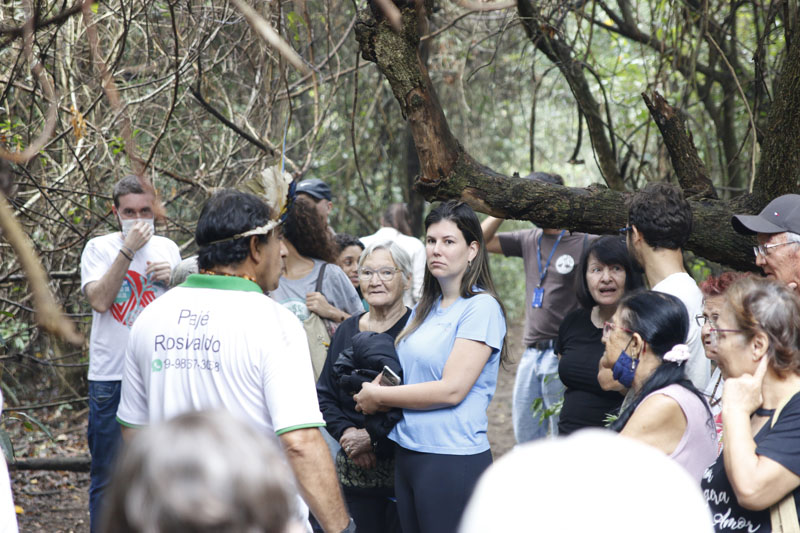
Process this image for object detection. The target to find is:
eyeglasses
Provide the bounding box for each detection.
[694,314,716,328]
[358,267,400,281]
[753,241,799,258]
[603,321,635,337]
[618,226,632,235]
[709,326,745,340]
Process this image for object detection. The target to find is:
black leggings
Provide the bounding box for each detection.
[394,445,492,533]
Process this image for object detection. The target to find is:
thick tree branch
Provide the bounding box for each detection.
[517,0,625,191]
[418,168,753,271]
[354,0,756,271]
[356,7,466,187]
[642,91,717,199]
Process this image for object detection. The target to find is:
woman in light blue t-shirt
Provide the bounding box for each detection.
[355,201,508,533]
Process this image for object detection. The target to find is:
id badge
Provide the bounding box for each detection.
[532,287,544,308]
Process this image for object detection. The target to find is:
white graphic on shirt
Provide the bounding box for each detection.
[554,254,575,275]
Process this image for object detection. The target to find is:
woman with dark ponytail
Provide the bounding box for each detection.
[599,290,717,481]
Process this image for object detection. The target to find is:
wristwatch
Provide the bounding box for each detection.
[340,517,356,533]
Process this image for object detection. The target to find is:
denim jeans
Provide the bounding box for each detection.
[511,345,565,443]
[88,380,122,533]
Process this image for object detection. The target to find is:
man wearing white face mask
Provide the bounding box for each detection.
[80,174,180,532]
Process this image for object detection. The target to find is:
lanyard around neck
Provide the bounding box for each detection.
[536,230,566,287]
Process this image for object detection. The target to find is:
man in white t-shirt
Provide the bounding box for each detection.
[80,175,180,532]
[361,203,425,306]
[621,182,709,390]
[116,190,353,533]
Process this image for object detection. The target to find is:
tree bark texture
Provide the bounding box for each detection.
[642,91,717,200]
[7,456,90,472]
[753,27,800,202]
[353,2,800,272]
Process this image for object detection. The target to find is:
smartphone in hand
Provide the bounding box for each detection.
[380,365,401,386]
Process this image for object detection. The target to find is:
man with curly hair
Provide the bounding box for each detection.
[619,182,709,390]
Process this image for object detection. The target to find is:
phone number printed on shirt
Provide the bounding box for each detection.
[151,358,220,372]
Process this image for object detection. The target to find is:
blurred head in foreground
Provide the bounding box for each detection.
[102,410,302,533]
[459,430,713,533]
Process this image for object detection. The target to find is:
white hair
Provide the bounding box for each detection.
[460,430,714,533]
[358,240,413,279]
[102,410,300,533]
[783,231,800,244]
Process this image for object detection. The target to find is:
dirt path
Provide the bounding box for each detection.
[10,325,521,531]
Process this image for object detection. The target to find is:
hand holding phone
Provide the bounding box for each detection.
[380,365,401,386]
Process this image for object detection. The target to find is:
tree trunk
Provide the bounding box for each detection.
[754,26,800,202]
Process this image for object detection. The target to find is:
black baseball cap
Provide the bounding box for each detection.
[731,194,800,235]
[296,178,332,201]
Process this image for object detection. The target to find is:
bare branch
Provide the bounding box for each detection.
[0,194,82,345]
[0,3,59,165]
[231,0,311,75]
[455,0,516,11]
[0,1,84,40]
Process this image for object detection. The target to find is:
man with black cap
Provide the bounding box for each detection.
[296,178,335,233]
[732,194,800,291]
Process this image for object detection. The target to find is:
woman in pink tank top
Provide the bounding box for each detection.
[599,290,718,481]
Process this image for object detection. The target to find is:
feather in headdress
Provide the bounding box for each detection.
[243,164,295,221]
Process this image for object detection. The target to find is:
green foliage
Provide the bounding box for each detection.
[0,429,13,462]
[531,397,563,425]
[0,317,32,352]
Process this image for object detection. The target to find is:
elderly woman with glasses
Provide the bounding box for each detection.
[696,273,749,438]
[316,241,413,533]
[599,290,718,481]
[701,277,800,532]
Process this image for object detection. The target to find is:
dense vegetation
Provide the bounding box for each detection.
[0,1,797,430]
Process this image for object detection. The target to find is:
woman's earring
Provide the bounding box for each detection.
[467,259,473,271]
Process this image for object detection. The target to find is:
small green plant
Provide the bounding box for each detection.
[603,412,620,427]
[530,397,564,425]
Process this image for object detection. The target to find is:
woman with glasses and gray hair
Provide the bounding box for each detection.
[701,277,800,532]
[316,240,413,533]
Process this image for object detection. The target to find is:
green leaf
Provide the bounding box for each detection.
[8,412,53,441]
[0,429,13,462]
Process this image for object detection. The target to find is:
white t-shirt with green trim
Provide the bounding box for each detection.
[116,274,325,436]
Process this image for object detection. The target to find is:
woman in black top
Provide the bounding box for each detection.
[555,235,643,434]
[316,240,412,533]
[702,277,800,532]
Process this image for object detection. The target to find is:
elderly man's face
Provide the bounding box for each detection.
[756,232,800,287]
